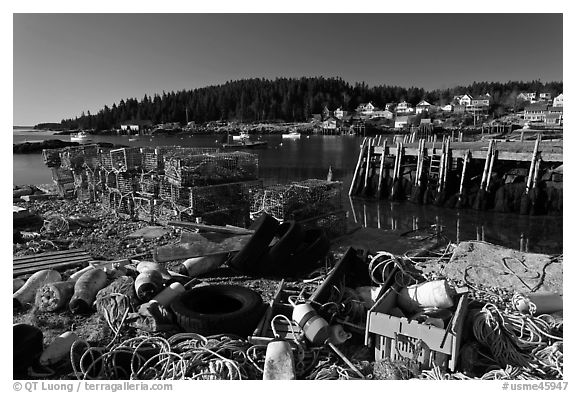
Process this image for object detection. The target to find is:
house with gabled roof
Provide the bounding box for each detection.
[524,103,549,122]
[553,93,563,107]
[396,101,414,115]
[356,102,375,115]
[415,100,432,114]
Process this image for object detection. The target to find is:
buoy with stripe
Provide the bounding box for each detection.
[292,303,330,345]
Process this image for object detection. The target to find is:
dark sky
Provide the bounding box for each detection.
[13,13,563,125]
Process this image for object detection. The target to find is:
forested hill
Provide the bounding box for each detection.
[54,77,562,130]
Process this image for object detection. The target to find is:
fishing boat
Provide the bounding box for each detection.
[282,129,301,139]
[232,131,250,141]
[70,131,90,142]
[222,140,268,149]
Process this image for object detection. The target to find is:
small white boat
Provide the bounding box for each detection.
[282,130,301,139]
[232,131,250,141]
[70,131,89,142]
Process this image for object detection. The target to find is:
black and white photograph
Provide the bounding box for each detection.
[11,5,567,386]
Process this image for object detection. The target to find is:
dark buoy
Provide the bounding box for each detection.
[326,166,333,181]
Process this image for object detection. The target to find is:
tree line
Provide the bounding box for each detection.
[51,77,562,130]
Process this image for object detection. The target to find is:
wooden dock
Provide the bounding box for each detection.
[349,135,563,215]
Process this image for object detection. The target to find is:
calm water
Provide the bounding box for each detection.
[13,128,563,254]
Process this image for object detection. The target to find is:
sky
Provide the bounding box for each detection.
[13,13,563,126]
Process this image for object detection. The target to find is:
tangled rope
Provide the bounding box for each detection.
[42,215,69,234]
[472,303,563,378]
[70,333,262,380]
[368,251,420,287]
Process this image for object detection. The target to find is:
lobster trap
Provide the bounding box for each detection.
[42,149,61,167]
[141,146,220,173]
[98,148,113,171]
[164,151,258,187]
[110,147,142,172]
[139,173,161,197]
[102,188,135,217]
[75,184,97,203]
[189,180,263,218]
[60,145,99,170]
[51,167,74,185]
[252,180,343,221]
[299,210,348,239]
[133,195,166,223]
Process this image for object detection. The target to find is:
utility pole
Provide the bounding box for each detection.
[186,107,189,125]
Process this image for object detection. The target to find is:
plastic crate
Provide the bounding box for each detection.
[252,180,343,221]
[164,151,258,187]
[110,147,142,172]
[365,286,469,372]
[42,149,61,167]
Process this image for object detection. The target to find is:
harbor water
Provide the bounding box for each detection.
[13,128,563,254]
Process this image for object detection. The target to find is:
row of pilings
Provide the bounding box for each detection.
[348,135,562,216]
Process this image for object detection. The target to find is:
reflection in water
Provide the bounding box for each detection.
[348,197,562,254]
[13,130,562,255]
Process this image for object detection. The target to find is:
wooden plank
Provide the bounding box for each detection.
[363,138,373,190]
[13,252,90,265]
[14,255,91,269]
[14,260,89,277]
[166,221,254,235]
[13,248,89,262]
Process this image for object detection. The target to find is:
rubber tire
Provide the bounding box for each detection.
[290,229,330,274]
[258,220,304,275]
[228,213,279,274]
[13,324,43,378]
[171,284,264,337]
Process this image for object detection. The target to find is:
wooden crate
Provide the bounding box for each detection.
[365,286,468,371]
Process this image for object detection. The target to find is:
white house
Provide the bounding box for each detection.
[415,100,432,114]
[322,117,338,130]
[441,104,453,112]
[394,116,410,128]
[517,92,537,103]
[334,107,346,119]
[385,103,396,111]
[356,102,375,115]
[396,101,414,114]
[524,103,549,122]
[458,94,473,107]
[539,92,552,100]
[120,124,140,132]
[553,93,563,107]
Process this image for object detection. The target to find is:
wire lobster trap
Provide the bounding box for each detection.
[189,180,263,218]
[73,169,89,188]
[110,147,142,172]
[252,180,343,221]
[133,195,166,223]
[139,173,161,197]
[299,210,348,239]
[102,188,134,217]
[51,167,74,185]
[141,146,220,173]
[181,205,251,228]
[42,149,61,167]
[60,145,99,170]
[164,151,258,187]
[98,148,113,171]
[75,184,97,203]
[115,171,139,194]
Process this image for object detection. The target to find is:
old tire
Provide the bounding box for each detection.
[171,284,264,337]
[259,221,304,275]
[228,213,279,274]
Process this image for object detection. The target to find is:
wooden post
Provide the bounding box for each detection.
[392,142,400,182]
[485,141,497,190]
[377,139,387,197]
[348,195,358,223]
[437,140,446,193]
[480,140,494,191]
[459,150,470,195]
[520,131,525,142]
[417,139,426,186]
[364,137,373,190]
[525,137,540,193]
[442,137,451,191]
[348,137,367,196]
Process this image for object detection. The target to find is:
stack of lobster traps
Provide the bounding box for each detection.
[251,179,347,238]
[158,149,262,227]
[41,145,264,227]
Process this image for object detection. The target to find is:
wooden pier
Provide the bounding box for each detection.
[349,136,563,215]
